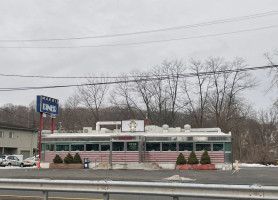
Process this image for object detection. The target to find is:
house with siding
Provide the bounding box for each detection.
[0,122,38,159]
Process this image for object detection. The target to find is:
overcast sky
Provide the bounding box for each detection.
[0,0,277,110]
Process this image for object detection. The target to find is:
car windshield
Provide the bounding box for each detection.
[0,156,5,159]
[25,157,34,161]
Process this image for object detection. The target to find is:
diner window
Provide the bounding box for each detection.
[101,143,110,151]
[213,143,224,151]
[86,143,99,151]
[45,144,55,151]
[9,132,14,139]
[0,131,3,138]
[196,143,211,151]
[71,143,84,151]
[127,142,138,151]
[162,142,176,151]
[56,143,69,151]
[146,142,160,151]
[179,142,193,151]
[225,142,231,151]
[41,144,45,152]
[112,142,124,151]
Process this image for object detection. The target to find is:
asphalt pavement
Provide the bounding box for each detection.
[0,166,277,186]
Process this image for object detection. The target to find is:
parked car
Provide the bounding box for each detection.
[22,156,39,167]
[0,155,23,167]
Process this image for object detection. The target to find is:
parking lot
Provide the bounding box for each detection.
[0,166,278,186]
[1,166,278,200]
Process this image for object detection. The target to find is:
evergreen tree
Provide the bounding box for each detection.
[53,154,63,163]
[176,153,186,165]
[200,150,211,164]
[64,153,74,164]
[187,151,199,164]
[73,153,83,164]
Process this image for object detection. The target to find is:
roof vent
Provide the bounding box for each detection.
[184,124,191,133]
[162,124,169,133]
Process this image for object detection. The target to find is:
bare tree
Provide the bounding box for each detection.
[207,57,256,131]
[132,70,155,123]
[182,59,211,127]
[250,108,278,164]
[28,101,40,129]
[265,49,278,91]
[148,65,169,126]
[130,60,185,127]
[109,74,144,119]
[62,95,83,132]
[161,60,185,127]
[76,75,109,125]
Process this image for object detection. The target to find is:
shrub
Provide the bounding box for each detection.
[188,151,199,164]
[176,153,186,165]
[200,150,211,164]
[73,153,83,164]
[53,154,63,163]
[64,153,74,164]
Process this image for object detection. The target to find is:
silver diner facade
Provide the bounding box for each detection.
[41,121,232,166]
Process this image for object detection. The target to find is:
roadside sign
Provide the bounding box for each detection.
[36,95,59,115]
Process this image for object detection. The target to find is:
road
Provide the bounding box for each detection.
[0,167,277,200]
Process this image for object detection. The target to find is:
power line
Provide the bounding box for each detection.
[0,25,277,49]
[0,63,276,80]
[0,73,120,79]
[0,64,276,92]
[0,10,277,42]
[0,25,278,49]
[0,73,159,79]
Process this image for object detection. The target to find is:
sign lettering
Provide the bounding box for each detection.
[36,95,59,115]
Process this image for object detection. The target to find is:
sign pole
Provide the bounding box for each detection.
[36,95,59,168]
[51,117,54,134]
[39,112,43,168]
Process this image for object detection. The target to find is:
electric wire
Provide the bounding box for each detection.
[0,25,277,49]
[0,64,276,92]
[0,73,122,79]
[0,10,277,42]
[0,64,276,80]
[0,64,277,126]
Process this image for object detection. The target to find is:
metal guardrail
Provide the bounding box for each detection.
[1,178,278,200]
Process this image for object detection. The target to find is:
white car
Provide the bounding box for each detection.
[22,156,39,167]
[0,155,23,167]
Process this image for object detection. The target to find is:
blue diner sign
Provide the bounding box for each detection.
[36,95,59,115]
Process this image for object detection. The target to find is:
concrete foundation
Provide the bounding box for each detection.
[40,162,232,170]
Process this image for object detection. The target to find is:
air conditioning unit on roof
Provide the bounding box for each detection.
[83,127,92,133]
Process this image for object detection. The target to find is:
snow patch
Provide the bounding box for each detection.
[238,163,278,168]
[163,175,196,182]
[0,166,37,169]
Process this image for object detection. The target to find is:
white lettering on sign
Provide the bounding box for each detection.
[43,103,57,112]
[41,96,59,104]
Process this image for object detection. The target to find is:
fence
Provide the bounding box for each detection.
[1,178,278,200]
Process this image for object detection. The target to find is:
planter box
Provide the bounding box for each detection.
[176,164,215,170]
[49,163,84,169]
[175,164,191,170]
[196,164,215,170]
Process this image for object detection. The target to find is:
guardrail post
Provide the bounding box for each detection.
[42,191,48,200]
[103,193,109,200]
[173,196,179,200]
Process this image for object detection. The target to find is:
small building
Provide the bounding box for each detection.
[0,122,38,159]
[41,121,232,167]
